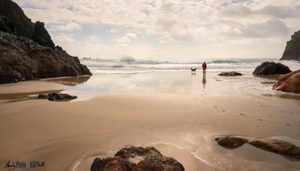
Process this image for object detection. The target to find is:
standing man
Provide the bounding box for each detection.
[202,61,207,75]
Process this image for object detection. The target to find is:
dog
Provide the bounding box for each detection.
[191,67,197,72]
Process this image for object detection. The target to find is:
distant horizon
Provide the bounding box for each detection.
[15,0,300,59]
[79,56,279,60]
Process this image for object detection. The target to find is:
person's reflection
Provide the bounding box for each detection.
[202,72,206,88]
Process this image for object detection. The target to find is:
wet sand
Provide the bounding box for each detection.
[0,72,300,170]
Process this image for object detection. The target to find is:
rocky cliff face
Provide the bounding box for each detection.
[281,30,300,61]
[0,0,91,84]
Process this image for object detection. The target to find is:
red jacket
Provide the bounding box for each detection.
[202,63,207,70]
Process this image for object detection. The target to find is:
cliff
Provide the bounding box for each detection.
[281,30,300,61]
[0,0,91,84]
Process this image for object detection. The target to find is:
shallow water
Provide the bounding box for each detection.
[1,70,300,103]
[60,71,300,102]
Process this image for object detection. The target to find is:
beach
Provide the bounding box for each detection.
[0,71,300,171]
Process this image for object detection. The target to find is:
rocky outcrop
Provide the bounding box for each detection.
[0,32,91,83]
[38,93,77,101]
[0,0,91,84]
[253,62,291,76]
[273,70,300,93]
[281,30,300,61]
[0,0,54,48]
[215,136,300,159]
[32,21,55,48]
[91,146,185,171]
[218,71,242,76]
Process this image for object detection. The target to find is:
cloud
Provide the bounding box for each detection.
[14,0,300,58]
[49,22,82,32]
[115,33,137,47]
[260,5,300,19]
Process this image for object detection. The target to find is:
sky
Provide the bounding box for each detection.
[15,0,300,60]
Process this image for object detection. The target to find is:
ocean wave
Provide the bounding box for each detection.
[81,57,300,74]
[212,59,237,64]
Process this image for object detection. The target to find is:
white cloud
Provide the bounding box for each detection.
[115,33,137,47]
[49,22,82,32]
[14,0,300,58]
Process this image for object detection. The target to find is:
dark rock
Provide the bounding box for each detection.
[32,21,55,48]
[0,15,15,33]
[0,32,91,83]
[91,146,185,171]
[38,93,77,101]
[91,158,135,171]
[115,146,163,159]
[249,139,300,159]
[281,30,300,61]
[37,94,48,99]
[215,136,300,160]
[136,156,184,171]
[273,70,300,93]
[253,62,291,76]
[218,71,242,76]
[0,0,34,37]
[215,136,248,149]
[0,0,55,48]
[0,0,91,84]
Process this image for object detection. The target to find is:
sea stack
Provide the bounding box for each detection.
[0,0,91,84]
[281,30,300,61]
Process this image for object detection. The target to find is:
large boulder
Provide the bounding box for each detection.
[91,146,185,171]
[273,70,300,93]
[253,62,291,76]
[0,0,91,84]
[215,136,300,159]
[281,30,300,61]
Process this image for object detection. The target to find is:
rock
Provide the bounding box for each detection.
[136,156,184,171]
[0,0,34,37]
[248,139,300,159]
[91,158,135,171]
[273,70,300,93]
[215,136,248,149]
[0,32,91,83]
[218,71,242,76]
[0,16,15,33]
[281,30,300,61]
[38,93,77,101]
[215,136,300,159]
[0,0,91,84]
[0,0,54,48]
[32,21,55,48]
[253,62,291,76]
[91,146,185,171]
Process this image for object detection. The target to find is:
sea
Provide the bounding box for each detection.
[80,56,300,74]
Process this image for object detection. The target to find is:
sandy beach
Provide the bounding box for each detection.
[0,72,300,171]
[2,0,300,170]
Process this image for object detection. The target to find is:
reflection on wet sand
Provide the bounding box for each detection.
[0,76,91,103]
[202,73,206,89]
[0,90,63,103]
[44,75,91,86]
